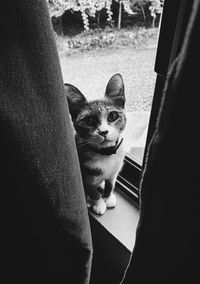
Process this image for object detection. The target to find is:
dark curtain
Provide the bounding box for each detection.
[0,1,92,283]
[122,0,200,283]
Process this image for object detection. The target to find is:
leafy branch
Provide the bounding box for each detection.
[46,0,163,31]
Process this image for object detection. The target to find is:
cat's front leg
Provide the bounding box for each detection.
[104,179,117,208]
[89,197,107,215]
[86,183,107,215]
[105,192,117,208]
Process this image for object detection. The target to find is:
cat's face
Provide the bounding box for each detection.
[65,74,126,148]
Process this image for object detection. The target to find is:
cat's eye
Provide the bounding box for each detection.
[107,111,119,122]
[83,116,96,126]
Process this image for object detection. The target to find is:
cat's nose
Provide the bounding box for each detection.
[99,130,108,137]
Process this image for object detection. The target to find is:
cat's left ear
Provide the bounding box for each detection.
[105,73,125,108]
[64,83,87,120]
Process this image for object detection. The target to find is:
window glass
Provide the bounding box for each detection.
[48,0,163,165]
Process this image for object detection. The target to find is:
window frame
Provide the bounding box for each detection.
[117,0,190,204]
[90,1,194,282]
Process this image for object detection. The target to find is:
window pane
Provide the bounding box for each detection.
[52,1,163,165]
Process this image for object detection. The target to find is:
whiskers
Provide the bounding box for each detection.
[76,133,126,160]
[76,140,90,151]
[76,135,100,151]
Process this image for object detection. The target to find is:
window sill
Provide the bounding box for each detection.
[90,187,139,252]
[89,186,139,282]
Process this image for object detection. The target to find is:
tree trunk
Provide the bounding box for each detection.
[152,16,156,28]
[117,0,122,30]
[97,10,101,28]
[140,4,146,23]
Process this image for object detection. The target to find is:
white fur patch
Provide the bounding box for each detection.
[85,143,125,181]
[90,198,107,215]
[105,192,117,208]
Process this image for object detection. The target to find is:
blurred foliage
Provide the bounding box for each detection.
[55,26,158,55]
[47,0,164,32]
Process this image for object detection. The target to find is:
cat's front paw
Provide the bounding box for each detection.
[91,198,107,215]
[105,192,117,208]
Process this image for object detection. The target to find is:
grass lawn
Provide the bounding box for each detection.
[58,34,158,111]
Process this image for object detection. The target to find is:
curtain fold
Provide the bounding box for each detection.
[0,1,92,283]
[122,0,200,283]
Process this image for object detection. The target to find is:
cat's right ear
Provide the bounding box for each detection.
[105,73,125,108]
[64,83,87,120]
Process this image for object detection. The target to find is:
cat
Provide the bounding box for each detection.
[65,73,126,215]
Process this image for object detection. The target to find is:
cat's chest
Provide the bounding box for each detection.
[84,149,125,179]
